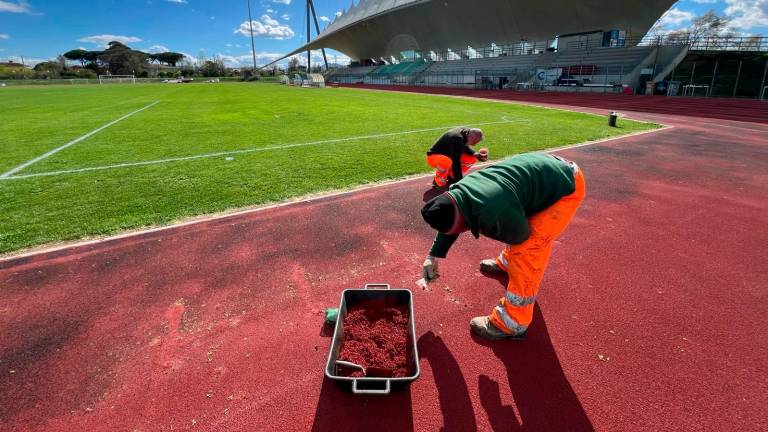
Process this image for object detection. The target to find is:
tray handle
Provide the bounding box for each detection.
[352,379,391,395]
[364,283,390,290]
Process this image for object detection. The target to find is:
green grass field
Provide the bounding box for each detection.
[0,82,657,254]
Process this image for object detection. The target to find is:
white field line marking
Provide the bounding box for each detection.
[1,116,523,181]
[0,124,671,263]
[0,101,160,179]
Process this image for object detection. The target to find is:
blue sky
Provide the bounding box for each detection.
[0,0,766,66]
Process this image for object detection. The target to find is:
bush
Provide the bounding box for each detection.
[77,69,97,79]
[0,65,35,80]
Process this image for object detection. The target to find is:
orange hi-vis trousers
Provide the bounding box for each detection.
[489,165,586,335]
[427,154,478,187]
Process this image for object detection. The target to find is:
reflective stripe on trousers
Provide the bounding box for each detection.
[490,167,586,335]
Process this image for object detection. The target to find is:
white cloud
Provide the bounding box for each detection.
[261,14,279,26]
[281,51,350,68]
[0,1,31,13]
[658,8,696,26]
[166,0,187,3]
[0,33,9,39]
[266,8,275,14]
[725,0,768,30]
[217,51,285,67]
[78,34,143,48]
[647,7,697,36]
[691,0,718,3]
[214,49,348,68]
[282,14,290,20]
[8,55,52,66]
[271,0,291,4]
[319,16,329,22]
[176,51,198,65]
[234,15,295,39]
[146,45,169,53]
[335,11,342,18]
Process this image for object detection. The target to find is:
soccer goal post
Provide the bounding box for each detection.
[98,75,137,84]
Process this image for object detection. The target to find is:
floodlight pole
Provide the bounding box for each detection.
[306,0,311,72]
[308,0,329,70]
[247,0,258,71]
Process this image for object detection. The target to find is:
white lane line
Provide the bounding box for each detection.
[0,101,160,179]
[1,116,523,181]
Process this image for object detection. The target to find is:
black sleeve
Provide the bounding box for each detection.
[429,232,460,258]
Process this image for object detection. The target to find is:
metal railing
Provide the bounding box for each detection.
[404,42,553,63]
[562,35,768,51]
[392,35,768,65]
[590,35,768,52]
[349,64,637,92]
[644,35,768,52]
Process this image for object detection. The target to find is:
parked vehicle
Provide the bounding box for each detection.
[555,75,580,86]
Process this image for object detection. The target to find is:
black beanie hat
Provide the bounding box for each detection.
[421,193,455,233]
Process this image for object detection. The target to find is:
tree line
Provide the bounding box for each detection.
[62,41,186,76]
[0,41,239,80]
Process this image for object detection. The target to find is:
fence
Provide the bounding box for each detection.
[567,36,768,52]
[384,35,768,66]
[641,36,768,52]
[0,76,252,86]
[666,57,768,98]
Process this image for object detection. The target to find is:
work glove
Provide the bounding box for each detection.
[422,255,439,281]
[476,148,489,162]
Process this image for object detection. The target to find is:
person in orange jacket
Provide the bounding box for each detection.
[426,127,488,189]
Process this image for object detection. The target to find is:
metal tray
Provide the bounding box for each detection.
[324,283,420,394]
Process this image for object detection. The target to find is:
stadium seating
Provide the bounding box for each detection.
[325,46,659,90]
[551,46,654,83]
[325,65,378,83]
[426,54,542,73]
[369,61,431,77]
[552,46,653,70]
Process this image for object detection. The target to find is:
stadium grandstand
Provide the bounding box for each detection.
[265,0,768,98]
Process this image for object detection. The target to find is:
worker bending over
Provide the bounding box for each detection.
[426,127,488,189]
[420,152,586,340]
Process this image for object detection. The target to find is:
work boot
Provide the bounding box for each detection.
[479,259,505,274]
[470,316,527,340]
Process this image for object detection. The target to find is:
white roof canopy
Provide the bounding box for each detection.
[267,0,675,66]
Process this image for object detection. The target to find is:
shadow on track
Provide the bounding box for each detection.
[311,376,414,432]
[417,306,593,431]
[418,331,477,431]
[473,271,595,432]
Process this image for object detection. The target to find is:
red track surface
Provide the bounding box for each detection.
[342,84,768,124]
[1,93,767,431]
